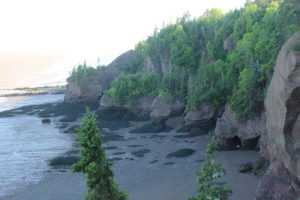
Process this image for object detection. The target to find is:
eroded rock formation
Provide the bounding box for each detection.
[150,95,185,121]
[215,104,265,150]
[223,37,236,51]
[100,93,153,120]
[177,104,218,133]
[64,71,103,103]
[65,50,137,103]
[256,32,300,200]
[256,162,300,200]
[142,55,173,76]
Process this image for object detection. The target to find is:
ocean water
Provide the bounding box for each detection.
[0,94,64,112]
[0,94,73,198]
[0,97,7,104]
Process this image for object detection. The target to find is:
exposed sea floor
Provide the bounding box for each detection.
[4,115,261,200]
[0,94,261,200]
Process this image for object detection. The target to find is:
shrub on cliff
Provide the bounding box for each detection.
[293,41,300,52]
[160,72,187,102]
[188,137,232,200]
[71,109,128,200]
[187,60,229,110]
[69,63,98,89]
[107,73,160,104]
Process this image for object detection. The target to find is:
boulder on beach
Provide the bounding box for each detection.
[129,120,171,133]
[238,157,269,174]
[41,118,51,124]
[131,148,151,158]
[49,156,80,168]
[133,95,185,133]
[166,148,196,158]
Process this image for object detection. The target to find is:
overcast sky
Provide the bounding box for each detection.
[0,0,246,88]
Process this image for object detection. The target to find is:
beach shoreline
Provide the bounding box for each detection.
[1,101,261,200]
[0,86,65,97]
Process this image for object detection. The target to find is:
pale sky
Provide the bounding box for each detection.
[0,0,246,88]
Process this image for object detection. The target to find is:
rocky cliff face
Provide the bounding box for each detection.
[223,37,236,51]
[150,95,185,121]
[215,104,265,150]
[64,50,137,103]
[142,55,173,76]
[100,92,153,118]
[256,32,300,200]
[64,70,103,103]
[176,104,219,133]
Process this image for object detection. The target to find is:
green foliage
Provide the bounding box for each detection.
[229,127,238,134]
[280,0,300,36]
[121,42,148,74]
[188,137,232,200]
[230,67,264,119]
[160,72,187,102]
[69,63,98,89]
[169,24,199,70]
[293,41,300,51]
[100,0,300,118]
[186,0,299,116]
[121,58,142,75]
[187,60,229,110]
[107,73,160,104]
[71,109,128,200]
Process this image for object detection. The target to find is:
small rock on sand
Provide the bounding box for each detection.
[166,149,196,158]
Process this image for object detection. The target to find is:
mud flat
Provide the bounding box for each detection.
[3,105,261,200]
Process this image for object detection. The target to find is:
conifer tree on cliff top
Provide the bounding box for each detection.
[71,109,128,200]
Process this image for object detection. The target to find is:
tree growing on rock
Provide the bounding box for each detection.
[188,137,232,200]
[71,109,128,200]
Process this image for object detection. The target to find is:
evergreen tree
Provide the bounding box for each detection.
[71,109,128,200]
[68,0,300,120]
[188,137,232,200]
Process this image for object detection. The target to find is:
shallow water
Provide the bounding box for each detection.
[0,94,72,198]
[0,94,64,112]
[0,97,7,104]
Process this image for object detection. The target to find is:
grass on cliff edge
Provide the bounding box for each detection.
[293,41,300,52]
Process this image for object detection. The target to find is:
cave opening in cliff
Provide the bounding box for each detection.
[228,136,242,149]
[243,136,260,150]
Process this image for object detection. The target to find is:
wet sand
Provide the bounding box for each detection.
[3,114,261,200]
[2,171,86,200]
[215,151,260,200]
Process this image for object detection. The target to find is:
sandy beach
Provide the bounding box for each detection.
[4,150,260,200]
[1,105,261,200]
